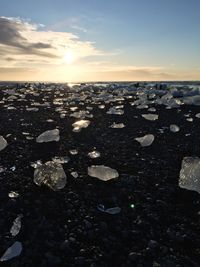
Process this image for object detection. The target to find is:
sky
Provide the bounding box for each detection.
[0,0,200,82]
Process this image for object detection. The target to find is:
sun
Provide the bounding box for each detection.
[63,50,75,64]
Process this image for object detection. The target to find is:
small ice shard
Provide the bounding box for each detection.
[72,120,90,132]
[60,113,66,119]
[10,166,16,171]
[34,161,67,191]
[136,104,148,109]
[186,118,193,122]
[70,107,78,111]
[47,119,54,122]
[107,107,124,115]
[10,214,23,237]
[88,151,101,159]
[148,107,156,112]
[97,204,121,214]
[7,106,16,110]
[30,160,42,169]
[142,114,158,121]
[105,207,121,215]
[179,157,200,194]
[36,129,60,143]
[52,156,70,164]
[69,149,78,155]
[0,166,6,173]
[22,132,29,136]
[98,105,105,109]
[72,127,81,133]
[135,134,154,147]
[8,191,19,198]
[71,171,78,178]
[110,122,125,129]
[26,107,39,112]
[26,136,34,140]
[0,136,8,151]
[97,204,106,212]
[88,165,119,181]
[170,124,180,133]
[195,113,200,118]
[0,241,22,262]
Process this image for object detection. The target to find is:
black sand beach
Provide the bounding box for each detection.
[0,83,199,267]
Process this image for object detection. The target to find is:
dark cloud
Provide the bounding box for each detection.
[30,42,52,49]
[5,57,15,61]
[0,17,27,47]
[0,17,57,58]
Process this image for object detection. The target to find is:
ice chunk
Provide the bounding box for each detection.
[0,241,22,262]
[70,107,78,111]
[170,124,180,133]
[72,127,81,133]
[47,119,54,122]
[179,157,200,194]
[30,160,42,169]
[72,120,90,132]
[136,104,148,109]
[97,204,121,214]
[26,136,34,140]
[135,134,154,147]
[8,191,19,198]
[88,150,101,158]
[148,107,156,112]
[60,113,66,119]
[98,105,105,109]
[69,149,78,155]
[26,107,39,112]
[10,214,23,236]
[88,165,119,181]
[107,107,124,115]
[22,132,30,136]
[186,118,193,122]
[0,136,7,151]
[34,161,67,191]
[71,171,78,178]
[183,95,200,106]
[0,166,6,173]
[10,166,16,171]
[142,114,158,121]
[36,129,60,143]
[52,156,70,164]
[195,113,200,118]
[110,122,125,129]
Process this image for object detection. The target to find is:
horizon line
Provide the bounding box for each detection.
[0,80,200,84]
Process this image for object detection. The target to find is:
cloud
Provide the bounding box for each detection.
[71,25,88,33]
[0,16,103,66]
[0,17,56,58]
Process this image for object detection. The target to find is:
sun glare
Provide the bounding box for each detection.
[63,50,75,64]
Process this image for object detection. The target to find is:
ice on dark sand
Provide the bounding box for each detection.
[34,161,67,190]
[135,134,155,147]
[179,157,200,194]
[0,242,22,262]
[0,81,200,266]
